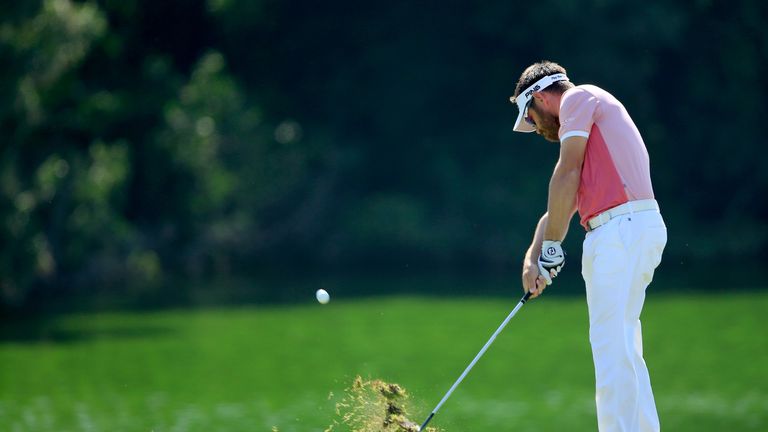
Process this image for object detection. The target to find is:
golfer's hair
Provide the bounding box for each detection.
[513,61,574,99]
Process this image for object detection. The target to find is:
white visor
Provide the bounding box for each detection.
[510,73,569,133]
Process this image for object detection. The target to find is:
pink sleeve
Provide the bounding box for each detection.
[558,88,599,141]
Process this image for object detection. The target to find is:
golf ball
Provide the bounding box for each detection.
[316,289,330,304]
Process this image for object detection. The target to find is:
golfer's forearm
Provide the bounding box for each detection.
[544,165,580,241]
[525,213,548,262]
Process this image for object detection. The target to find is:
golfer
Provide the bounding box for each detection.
[512,61,667,432]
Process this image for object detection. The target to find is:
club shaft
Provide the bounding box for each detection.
[419,292,531,431]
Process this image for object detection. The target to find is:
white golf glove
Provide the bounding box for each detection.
[538,240,565,285]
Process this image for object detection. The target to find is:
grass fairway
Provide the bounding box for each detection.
[1,291,767,431]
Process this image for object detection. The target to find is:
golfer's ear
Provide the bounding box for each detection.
[532,92,553,111]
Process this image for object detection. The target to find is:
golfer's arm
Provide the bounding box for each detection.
[543,136,586,241]
[524,213,548,262]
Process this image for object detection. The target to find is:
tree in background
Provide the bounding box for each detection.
[1,0,767,309]
[1,0,114,305]
[0,0,327,308]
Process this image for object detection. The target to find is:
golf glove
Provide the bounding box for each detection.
[538,240,565,285]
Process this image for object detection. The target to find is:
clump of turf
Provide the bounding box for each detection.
[325,376,441,432]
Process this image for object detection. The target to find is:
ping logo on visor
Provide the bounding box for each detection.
[510,73,569,133]
[524,84,542,99]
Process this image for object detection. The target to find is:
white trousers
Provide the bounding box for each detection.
[581,209,667,432]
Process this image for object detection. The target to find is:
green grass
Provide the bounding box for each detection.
[1,291,767,431]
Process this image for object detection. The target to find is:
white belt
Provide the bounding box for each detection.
[587,199,659,231]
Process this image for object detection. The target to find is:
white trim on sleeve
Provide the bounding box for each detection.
[560,130,590,141]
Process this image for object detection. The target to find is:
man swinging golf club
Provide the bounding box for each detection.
[513,61,667,432]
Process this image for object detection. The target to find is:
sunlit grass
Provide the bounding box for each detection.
[1,291,767,431]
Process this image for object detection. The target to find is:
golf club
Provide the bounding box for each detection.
[418,291,533,431]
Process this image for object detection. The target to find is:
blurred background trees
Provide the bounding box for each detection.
[1,0,766,309]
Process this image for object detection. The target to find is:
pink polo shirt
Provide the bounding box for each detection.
[558,85,655,230]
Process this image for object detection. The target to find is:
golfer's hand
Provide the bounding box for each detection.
[522,257,548,299]
[538,240,565,285]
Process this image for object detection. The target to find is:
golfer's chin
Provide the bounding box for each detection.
[535,127,559,143]
[540,130,559,143]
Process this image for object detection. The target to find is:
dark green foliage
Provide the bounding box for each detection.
[1,0,766,307]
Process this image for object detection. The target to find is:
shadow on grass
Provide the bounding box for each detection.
[0,318,176,345]
[0,267,741,345]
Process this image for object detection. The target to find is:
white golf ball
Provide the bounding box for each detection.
[316,289,330,304]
